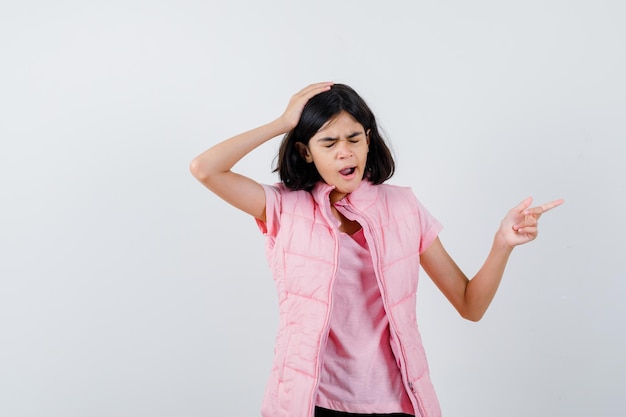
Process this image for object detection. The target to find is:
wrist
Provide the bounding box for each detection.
[493,230,514,253]
[255,118,290,142]
[273,114,297,133]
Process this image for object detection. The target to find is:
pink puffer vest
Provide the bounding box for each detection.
[256,180,443,417]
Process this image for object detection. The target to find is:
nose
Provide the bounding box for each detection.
[336,139,353,158]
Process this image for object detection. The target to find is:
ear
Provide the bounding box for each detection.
[295,142,313,163]
[366,129,371,148]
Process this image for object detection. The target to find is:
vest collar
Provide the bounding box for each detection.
[311,179,379,211]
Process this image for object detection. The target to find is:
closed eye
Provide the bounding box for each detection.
[348,132,363,143]
[316,131,364,147]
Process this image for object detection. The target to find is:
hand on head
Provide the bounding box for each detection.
[279,82,334,130]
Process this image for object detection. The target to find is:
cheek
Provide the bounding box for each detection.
[358,148,370,162]
[317,161,335,174]
[315,162,337,181]
[310,152,334,167]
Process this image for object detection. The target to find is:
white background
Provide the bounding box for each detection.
[1,1,625,416]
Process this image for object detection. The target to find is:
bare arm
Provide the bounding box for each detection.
[189,82,333,221]
[420,197,564,321]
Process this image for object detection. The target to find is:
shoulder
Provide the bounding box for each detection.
[264,182,308,197]
[372,183,442,240]
[375,182,414,195]
[264,182,316,209]
[259,183,316,236]
[370,183,438,222]
[347,181,416,211]
[373,183,418,205]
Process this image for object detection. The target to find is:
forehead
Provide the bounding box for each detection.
[314,111,364,135]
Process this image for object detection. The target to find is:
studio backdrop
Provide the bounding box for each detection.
[1,1,624,416]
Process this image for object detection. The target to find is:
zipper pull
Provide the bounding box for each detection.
[408,381,416,393]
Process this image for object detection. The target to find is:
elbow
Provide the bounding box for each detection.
[460,308,485,322]
[462,313,483,323]
[189,157,210,182]
[189,156,229,190]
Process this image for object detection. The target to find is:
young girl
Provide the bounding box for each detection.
[190,82,562,417]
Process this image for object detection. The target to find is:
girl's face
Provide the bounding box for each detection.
[297,111,370,203]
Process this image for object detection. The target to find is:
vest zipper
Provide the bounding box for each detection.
[337,203,428,417]
[308,200,341,417]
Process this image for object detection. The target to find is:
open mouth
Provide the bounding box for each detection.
[339,167,356,176]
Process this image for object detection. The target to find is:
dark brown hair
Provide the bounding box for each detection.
[274,84,395,191]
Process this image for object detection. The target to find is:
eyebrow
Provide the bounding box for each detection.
[316,131,363,142]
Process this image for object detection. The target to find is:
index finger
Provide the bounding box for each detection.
[525,198,564,215]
